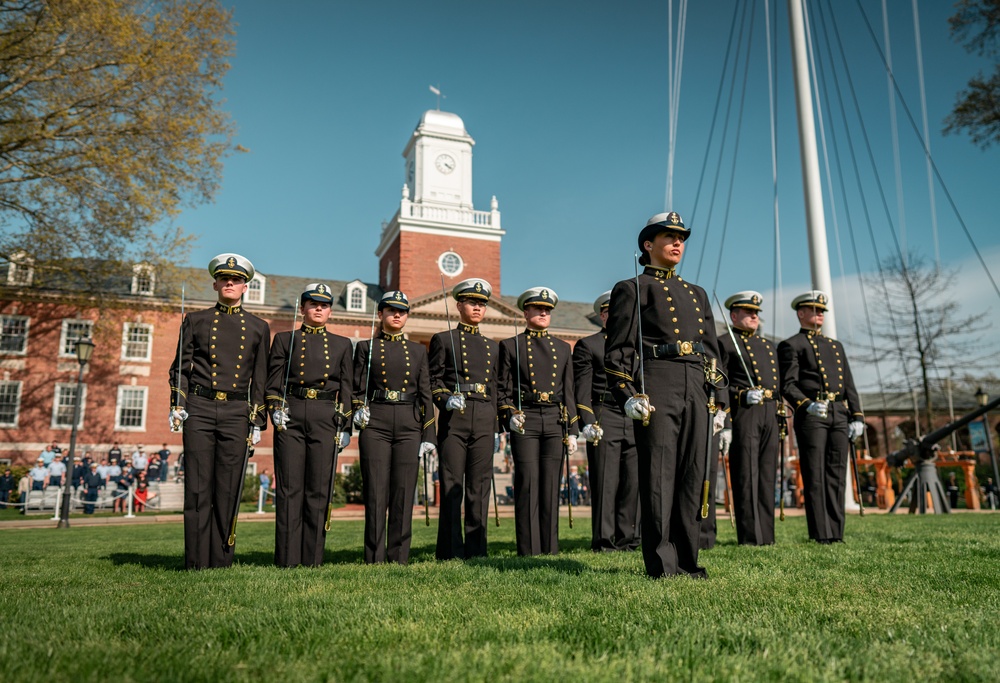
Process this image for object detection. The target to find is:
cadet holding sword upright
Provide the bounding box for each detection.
[352,291,436,565]
[168,254,270,570]
[430,278,500,560]
[573,290,640,552]
[778,291,864,544]
[717,291,782,546]
[498,287,579,557]
[266,283,353,568]
[605,212,726,579]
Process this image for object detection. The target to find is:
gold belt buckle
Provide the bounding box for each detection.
[306,388,318,399]
[763,388,773,399]
[475,383,485,394]
[539,391,550,402]
[679,341,693,356]
[215,391,227,401]
[826,392,837,401]
[387,390,399,401]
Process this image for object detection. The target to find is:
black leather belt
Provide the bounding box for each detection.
[593,393,618,406]
[813,391,842,402]
[521,390,563,405]
[646,341,705,359]
[191,384,249,401]
[289,385,337,400]
[371,389,417,403]
[457,382,491,396]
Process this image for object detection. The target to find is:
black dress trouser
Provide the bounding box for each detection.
[793,402,850,541]
[634,361,708,578]
[436,400,495,559]
[182,394,252,570]
[587,406,640,552]
[273,396,339,567]
[359,402,421,564]
[510,404,564,556]
[730,402,779,545]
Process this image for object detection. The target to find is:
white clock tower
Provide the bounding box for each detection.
[376,110,504,298]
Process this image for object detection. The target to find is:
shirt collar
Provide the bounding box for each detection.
[643,265,676,279]
[526,329,549,338]
[215,302,242,315]
[301,324,325,334]
[458,322,479,334]
[379,331,404,342]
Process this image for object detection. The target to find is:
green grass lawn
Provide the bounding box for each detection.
[1,513,998,682]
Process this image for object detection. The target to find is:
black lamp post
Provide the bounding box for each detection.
[976,386,1000,510]
[58,338,94,528]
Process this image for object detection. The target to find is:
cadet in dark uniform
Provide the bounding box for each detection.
[82,462,104,514]
[430,278,500,560]
[498,287,579,556]
[777,290,864,544]
[168,254,270,570]
[718,291,782,546]
[605,212,726,579]
[573,290,640,552]
[266,283,353,568]
[352,291,436,565]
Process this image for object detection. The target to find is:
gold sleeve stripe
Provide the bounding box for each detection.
[605,369,632,381]
[577,404,594,414]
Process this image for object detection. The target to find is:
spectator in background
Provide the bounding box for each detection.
[96,459,110,482]
[48,454,66,487]
[82,451,93,468]
[82,463,104,514]
[984,477,999,510]
[131,447,148,476]
[17,473,30,513]
[107,458,122,483]
[259,469,271,497]
[133,473,152,512]
[157,444,171,482]
[108,442,122,464]
[40,442,59,465]
[113,467,133,513]
[29,458,48,492]
[147,454,162,483]
[0,468,13,508]
[71,457,86,493]
[946,472,960,509]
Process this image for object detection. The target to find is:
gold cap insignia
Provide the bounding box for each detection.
[317,284,326,294]
[394,291,402,301]
[817,294,827,304]
[226,257,236,269]
[751,294,761,305]
[541,289,549,299]
[475,282,482,292]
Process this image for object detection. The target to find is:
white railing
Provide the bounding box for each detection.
[400,202,498,228]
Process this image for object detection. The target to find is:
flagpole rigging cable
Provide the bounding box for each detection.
[910,0,940,270]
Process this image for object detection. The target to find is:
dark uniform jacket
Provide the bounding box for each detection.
[604,266,726,411]
[265,324,354,425]
[777,329,862,418]
[719,329,781,407]
[83,471,105,492]
[572,329,613,426]
[169,302,271,427]
[429,322,499,418]
[498,330,579,435]
[0,474,13,494]
[353,331,436,444]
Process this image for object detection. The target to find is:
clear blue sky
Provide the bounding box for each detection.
[173,0,998,338]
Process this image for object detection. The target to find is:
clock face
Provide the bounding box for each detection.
[435,153,456,174]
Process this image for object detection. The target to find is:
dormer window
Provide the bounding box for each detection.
[131,264,155,296]
[246,273,266,304]
[4,252,33,286]
[346,280,367,313]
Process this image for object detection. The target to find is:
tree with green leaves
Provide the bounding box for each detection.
[0,0,237,297]
[946,0,1000,148]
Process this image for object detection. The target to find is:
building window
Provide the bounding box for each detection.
[115,386,148,431]
[52,382,86,429]
[347,282,366,312]
[131,264,155,296]
[122,323,153,361]
[246,273,266,304]
[5,252,34,286]
[0,315,29,354]
[0,380,22,427]
[438,251,464,276]
[59,319,93,357]
[385,260,393,288]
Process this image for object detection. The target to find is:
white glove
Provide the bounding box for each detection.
[420,442,436,457]
[848,421,865,441]
[271,410,289,428]
[746,389,764,406]
[169,408,189,432]
[251,426,261,445]
[445,393,466,412]
[712,410,727,435]
[718,428,733,453]
[353,405,370,429]
[337,432,351,450]
[624,396,651,421]
[581,423,603,443]
[566,435,578,455]
[509,412,526,435]
[806,401,829,418]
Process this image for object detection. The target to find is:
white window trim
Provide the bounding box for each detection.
[245,273,266,304]
[0,380,22,428]
[59,319,93,358]
[115,385,148,432]
[121,322,154,362]
[51,382,87,430]
[0,314,30,356]
[6,258,34,286]
[131,263,155,296]
[438,251,464,277]
[346,281,367,313]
